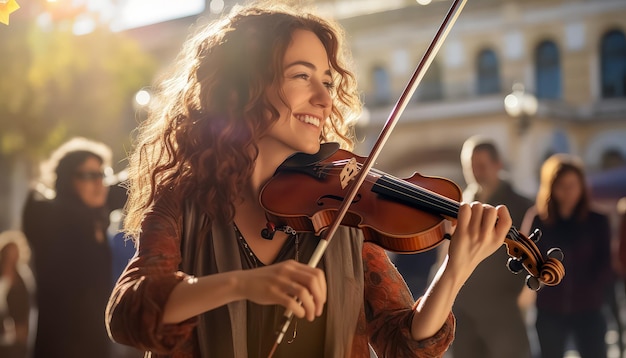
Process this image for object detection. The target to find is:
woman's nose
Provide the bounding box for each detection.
[311,80,332,109]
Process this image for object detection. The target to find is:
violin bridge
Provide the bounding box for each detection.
[339,157,359,189]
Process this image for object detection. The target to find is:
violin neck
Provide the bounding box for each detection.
[371,174,459,219]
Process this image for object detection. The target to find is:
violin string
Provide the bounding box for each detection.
[375,175,460,216]
[317,162,543,267]
[318,165,458,216]
[318,162,529,236]
[318,162,460,216]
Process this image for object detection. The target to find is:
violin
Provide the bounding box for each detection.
[260,143,565,291]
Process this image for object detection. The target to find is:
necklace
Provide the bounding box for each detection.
[233,223,300,344]
[234,224,299,267]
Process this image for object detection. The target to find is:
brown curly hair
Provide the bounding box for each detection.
[124,3,361,237]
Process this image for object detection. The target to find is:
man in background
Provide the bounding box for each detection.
[445,135,534,358]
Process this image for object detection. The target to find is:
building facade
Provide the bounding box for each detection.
[337,0,626,200]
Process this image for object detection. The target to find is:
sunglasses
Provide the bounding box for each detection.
[74,171,105,181]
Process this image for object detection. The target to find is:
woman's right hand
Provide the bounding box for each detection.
[235,260,327,322]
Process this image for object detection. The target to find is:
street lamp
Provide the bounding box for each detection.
[504,83,538,136]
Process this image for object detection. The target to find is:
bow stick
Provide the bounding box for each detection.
[267,0,468,356]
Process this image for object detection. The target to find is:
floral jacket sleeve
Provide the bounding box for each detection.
[361,243,455,358]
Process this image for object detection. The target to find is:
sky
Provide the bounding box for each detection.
[110,0,206,31]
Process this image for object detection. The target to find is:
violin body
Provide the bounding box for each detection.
[261,148,461,253]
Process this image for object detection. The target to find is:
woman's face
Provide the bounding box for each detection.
[552,170,583,213]
[73,156,109,208]
[261,29,334,157]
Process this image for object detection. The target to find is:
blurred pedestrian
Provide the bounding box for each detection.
[21,137,122,358]
[522,153,612,358]
[617,197,626,285]
[0,230,35,358]
[444,135,534,358]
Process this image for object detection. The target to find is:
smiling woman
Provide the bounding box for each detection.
[105,2,516,358]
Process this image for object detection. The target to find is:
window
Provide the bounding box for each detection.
[600,30,626,98]
[415,61,443,102]
[372,66,392,106]
[535,41,562,99]
[476,49,501,95]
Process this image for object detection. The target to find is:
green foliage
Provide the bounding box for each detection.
[0,22,157,166]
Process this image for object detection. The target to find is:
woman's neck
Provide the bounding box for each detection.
[249,143,294,197]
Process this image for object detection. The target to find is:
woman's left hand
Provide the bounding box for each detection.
[446,201,512,277]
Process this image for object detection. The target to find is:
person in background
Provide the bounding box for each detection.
[617,197,626,288]
[522,153,612,358]
[21,137,124,358]
[443,135,534,358]
[615,196,626,357]
[0,230,35,358]
[104,3,513,357]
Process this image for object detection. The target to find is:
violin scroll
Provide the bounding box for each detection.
[504,227,565,290]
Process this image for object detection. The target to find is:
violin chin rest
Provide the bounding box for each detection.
[279,142,340,168]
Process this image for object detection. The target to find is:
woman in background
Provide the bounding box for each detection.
[21,137,119,358]
[0,230,35,358]
[522,153,612,358]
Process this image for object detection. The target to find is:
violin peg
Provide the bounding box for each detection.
[506,257,524,274]
[547,247,564,261]
[528,228,542,243]
[525,275,541,291]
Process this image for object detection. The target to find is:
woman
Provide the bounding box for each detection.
[105,3,512,357]
[0,230,35,358]
[22,137,117,358]
[522,154,612,358]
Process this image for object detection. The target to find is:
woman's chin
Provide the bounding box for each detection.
[300,142,321,155]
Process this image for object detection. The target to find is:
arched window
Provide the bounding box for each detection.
[601,30,626,98]
[535,40,561,99]
[372,66,392,106]
[476,49,501,95]
[415,61,443,102]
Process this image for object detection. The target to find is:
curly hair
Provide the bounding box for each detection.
[124,2,362,237]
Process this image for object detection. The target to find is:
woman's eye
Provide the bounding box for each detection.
[324,81,335,90]
[294,73,310,80]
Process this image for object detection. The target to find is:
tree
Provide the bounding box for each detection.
[0,6,157,230]
[0,17,157,167]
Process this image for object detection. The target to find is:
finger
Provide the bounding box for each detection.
[468,201,484,237]
[290,267,325,320]
[273,286,306,319]
[480,204,498,234]
[314,268,326,316]
[495,205,513,238]
[456,202,471,235]
[290,281,316,322]
[288,262,327,314]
